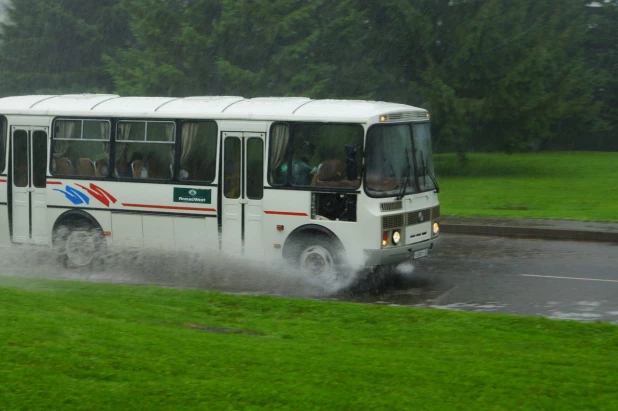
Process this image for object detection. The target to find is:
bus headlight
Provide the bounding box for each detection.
[432,222,440,235]
[392,230,401,245]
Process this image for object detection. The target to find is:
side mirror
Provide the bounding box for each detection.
[345,144,358,180]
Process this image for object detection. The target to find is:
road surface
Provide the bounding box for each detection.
[341,234,618,324]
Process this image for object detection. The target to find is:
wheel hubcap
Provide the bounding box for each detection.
[300,245,336,283]
[66,231,96,267]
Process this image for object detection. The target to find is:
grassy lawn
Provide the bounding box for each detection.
[434,152,618,221]
[1,277,617,410]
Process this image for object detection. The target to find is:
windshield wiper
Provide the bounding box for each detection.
[419,149,440,193]
[396,149,412,200]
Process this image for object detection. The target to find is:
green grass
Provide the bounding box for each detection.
[1,277,617,410]
[434,152,618,221]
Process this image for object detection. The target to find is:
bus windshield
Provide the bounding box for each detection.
[365,122,436,197]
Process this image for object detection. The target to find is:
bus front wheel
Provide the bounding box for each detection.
[293,235,343,287]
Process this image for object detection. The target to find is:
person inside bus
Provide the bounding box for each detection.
[280,152,316,185]
[115,149,132,177]
[144,151,166,179]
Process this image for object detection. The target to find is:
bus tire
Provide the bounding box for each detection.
[53,221,105,269]
[286,233,344,287]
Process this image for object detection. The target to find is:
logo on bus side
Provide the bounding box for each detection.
[54,183,117,207]
[173,187,211,204]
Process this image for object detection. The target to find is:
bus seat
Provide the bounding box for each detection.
[55,157,74,174]
[312,159,345,186]
[77,158,96,176]
[95,159,108,177]
[131,160,147,178]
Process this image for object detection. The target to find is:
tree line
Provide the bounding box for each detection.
[0,0,616,154]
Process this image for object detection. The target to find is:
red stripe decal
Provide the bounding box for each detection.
[264,210,308,217]
[76,183,117,206]
[47,181,63,185]
[0,179,6,183]
[122,203,216,213]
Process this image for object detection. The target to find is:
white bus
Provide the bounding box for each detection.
[0,94,440,284]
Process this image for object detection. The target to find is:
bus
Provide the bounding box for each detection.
[0,94,440,285]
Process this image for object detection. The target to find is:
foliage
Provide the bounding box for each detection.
[554,1,618,151]
[0,0,616,153]
[1,277,617,409]
[0,0,130,94]
[415,0,601,153]
[106,0,378,98]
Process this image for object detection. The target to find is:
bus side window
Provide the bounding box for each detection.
[268,123,290,186]
[115,120,175,180]
[52,119,110,178]
[180,121,217,182]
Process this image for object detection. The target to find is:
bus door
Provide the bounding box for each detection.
[11,126,48,244]
[221,132,265,260]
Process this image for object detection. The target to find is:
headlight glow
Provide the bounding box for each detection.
[432,222,440,235]
[382,232,389,247]
[392,230,401,245]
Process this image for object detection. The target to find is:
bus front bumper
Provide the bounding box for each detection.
[363,235,441,267]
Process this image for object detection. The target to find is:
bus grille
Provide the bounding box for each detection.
[381,206,440,229]
[406,209,431,225]
[382,214,404,230]
[380,201,402,212]
[431,205,440,219]
[387,112,428,121]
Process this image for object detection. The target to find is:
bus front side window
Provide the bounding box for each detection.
[268,122,363,189]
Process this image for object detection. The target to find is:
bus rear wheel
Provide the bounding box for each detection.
[54,222,104,268]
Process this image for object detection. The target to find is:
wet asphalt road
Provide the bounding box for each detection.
[1,234,617,324]
[342,234,618,324]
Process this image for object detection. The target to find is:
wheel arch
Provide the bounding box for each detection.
[282,224,345,264]
[52,209,103,245]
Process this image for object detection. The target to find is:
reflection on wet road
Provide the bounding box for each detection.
[338,234,618,324]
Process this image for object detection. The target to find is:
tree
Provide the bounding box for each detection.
[576,1,618,150]
[418,0,602,153]
[0,0,130,95]
[106,0,379,99]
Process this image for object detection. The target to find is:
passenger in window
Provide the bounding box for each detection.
[144,151,164,179]
[281,153,316,185]
[116,151,131,177]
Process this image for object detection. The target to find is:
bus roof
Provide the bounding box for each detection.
[0,94,428,123]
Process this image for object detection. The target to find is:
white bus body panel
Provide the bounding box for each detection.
[46,179,219,252]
